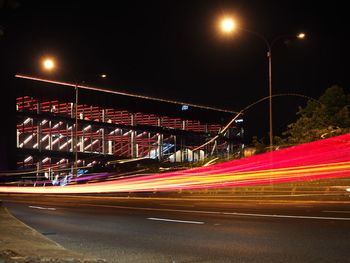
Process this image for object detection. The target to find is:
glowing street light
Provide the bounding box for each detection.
[42,58,55,71]
[219,16,305,150]
[220,17,236,33]
[297,33,306,39]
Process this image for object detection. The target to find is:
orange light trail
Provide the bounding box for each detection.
[1,133,350,193]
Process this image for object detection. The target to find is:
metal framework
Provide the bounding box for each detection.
[16,95,243,181]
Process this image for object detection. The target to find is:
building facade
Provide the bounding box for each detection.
[15,78,243,182]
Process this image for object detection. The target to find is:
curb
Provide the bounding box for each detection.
[0,201,105,263]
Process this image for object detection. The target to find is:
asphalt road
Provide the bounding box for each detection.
[1,194,350,263]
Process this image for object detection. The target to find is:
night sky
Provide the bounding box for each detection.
[0,0,349,144]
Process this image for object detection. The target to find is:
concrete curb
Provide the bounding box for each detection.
[0,201,106,263]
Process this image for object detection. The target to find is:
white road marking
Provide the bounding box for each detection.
[160,203,195,207]
[29,205,56,211]
[84,204,350,221]
[87,204,350,221]
[147,217,204,224]
[223,211,350,221]
[8,200,350,221]
[323,210,350,214]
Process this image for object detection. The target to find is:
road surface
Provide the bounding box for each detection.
[1,193,350,263]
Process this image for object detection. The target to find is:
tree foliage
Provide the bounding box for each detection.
[279,85,350,146]
[252,136,266,154]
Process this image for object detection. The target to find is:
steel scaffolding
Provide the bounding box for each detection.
[16,95,243,180]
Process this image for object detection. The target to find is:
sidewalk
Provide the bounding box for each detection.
[0,201,105,263]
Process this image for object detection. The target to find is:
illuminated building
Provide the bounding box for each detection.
[14,77,243,181]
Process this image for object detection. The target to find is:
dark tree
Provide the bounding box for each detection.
[278,85,350,146]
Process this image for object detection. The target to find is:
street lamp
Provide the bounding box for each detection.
[220,17,236,33]
[42,57,55,71]
[218,16,305,150]
[41,58,107,176]
[74,83,79,177]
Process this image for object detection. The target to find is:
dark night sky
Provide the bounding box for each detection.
[0,0,349,144]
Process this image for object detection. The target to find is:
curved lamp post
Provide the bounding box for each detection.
[219,17,305,151]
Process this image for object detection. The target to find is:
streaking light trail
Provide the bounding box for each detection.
[1,133,350,193]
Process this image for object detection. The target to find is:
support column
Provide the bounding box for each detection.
[130,114,136,158]
[49,121,53,151]
[36,160,41,182]
[37,121,42,152]
[173,135,177,162]
[148,132,151,158]
[36,102,42,152]
[101,109,106,154]
[157,118,163,161]
[157,133,163,161]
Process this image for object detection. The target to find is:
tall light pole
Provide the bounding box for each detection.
[266,32,305,150]
[41,57,107,177]
[74,83,79,177]
[218,17,305,150]
[73,74,107,177]
[42,57,79,177]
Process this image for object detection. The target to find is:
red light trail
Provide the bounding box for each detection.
[1,133,350,193]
